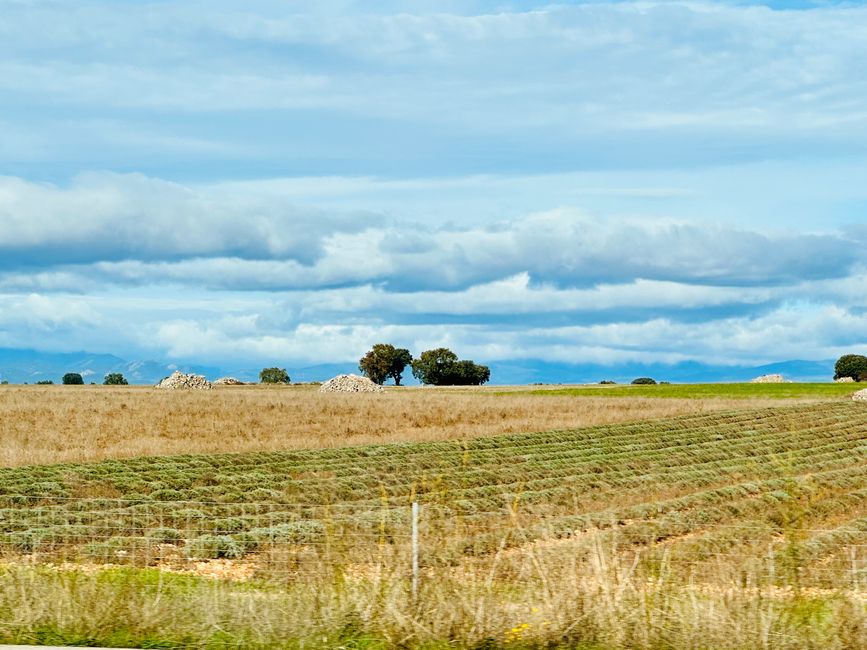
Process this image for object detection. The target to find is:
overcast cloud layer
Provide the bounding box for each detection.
[1,0,866,372]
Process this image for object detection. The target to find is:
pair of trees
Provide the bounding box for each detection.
[358,344,490,386]
[834,354,867,382]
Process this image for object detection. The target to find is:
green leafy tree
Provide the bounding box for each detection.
[1,379,9,385]
[103,373,129,385]
[259,367,290,384]
[411,348,490,386]
[631,377,657,385]
[62,372,84,385]
[834,354,867,382]
[359,343,413,385]
[36,380,53,385]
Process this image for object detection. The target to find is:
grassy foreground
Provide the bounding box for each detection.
[1,402,866,648]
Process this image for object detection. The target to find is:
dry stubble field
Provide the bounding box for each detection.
[0,384,799,467]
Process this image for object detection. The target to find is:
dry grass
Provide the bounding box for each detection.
[0,384,804,468]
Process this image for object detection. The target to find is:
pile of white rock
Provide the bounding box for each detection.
[751,374,784,383]
[155,371,212,390]
[319,374,384,393]
[213,377,245,385]
[853,388,867,402]
[835,376,856,383]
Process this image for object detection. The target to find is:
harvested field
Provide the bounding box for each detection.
[0,384,811,467]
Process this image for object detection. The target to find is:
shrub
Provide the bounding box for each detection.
[62,373,84,385]
[147,527,182,543]
[1,379,8,385]
[103,373,128,385]
[259,367,290,384]
[834,354,867,382]
[186,534,244,559]
[599,380,617,385]
[35,380,54,385]
[631,377,657,385]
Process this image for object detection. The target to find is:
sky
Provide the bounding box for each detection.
[1,0,866,370]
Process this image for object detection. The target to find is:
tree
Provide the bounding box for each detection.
[36,380,53,385]
[411,348,458,385]
[62,372,84,385]
[259,367,290,384]
[411,348,490,386]
[359,343,413,385]
[834,354,867,382]
[104,373,128,385]
[631,377,657,385]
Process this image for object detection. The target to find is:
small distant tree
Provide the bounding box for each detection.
[36,379,54,385]
[1,379,9,385]
[259,367,290,384]
[104,373,128,385]
[411,348,490,386]
[631,377,657,385]
[599,380,616,385]
[62,373,84,385]
[359,343,413,386]
[834,354,867,382]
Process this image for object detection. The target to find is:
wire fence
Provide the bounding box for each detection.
[1,495,865,592]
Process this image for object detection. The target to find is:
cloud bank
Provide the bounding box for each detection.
[1,1,866,371]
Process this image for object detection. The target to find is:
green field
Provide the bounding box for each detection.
[524,381,860,399]
[1,401,866,648]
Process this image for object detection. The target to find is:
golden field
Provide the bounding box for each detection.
[0,383,808,468]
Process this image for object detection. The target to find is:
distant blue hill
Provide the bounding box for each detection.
[0,348,219,385]
[0,347,836,385]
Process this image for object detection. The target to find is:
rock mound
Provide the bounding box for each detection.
[319,374,384,393]
[853,389,867,402]
[835,376,856,383]
[751,374,784,384]
[156,371,212,390]
[214,377,245,385]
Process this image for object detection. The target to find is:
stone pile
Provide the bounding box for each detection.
[853,388,867,402]
[155,371,212,390]
[214,377,245,385]
[319,374,384,393]
[835,376,856,383]
[751,374,784,383]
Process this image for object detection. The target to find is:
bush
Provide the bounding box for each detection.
[0,379,8,385]
[411,348,491,386]
[62,373,84,385]
[35,380,54,385]
[186,534,244,559]
[599,380,616,385]
[834,354,867,382]
[103,372,128,385]
[259,367,290,384]
[631,377,657,385]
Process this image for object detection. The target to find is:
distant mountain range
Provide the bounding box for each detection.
[0,347,836,385]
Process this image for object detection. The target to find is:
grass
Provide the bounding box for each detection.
[523,382,861,399]
[0,383,810,467]
[1,402,866,647]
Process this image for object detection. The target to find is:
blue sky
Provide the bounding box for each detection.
[1,0,866,369]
